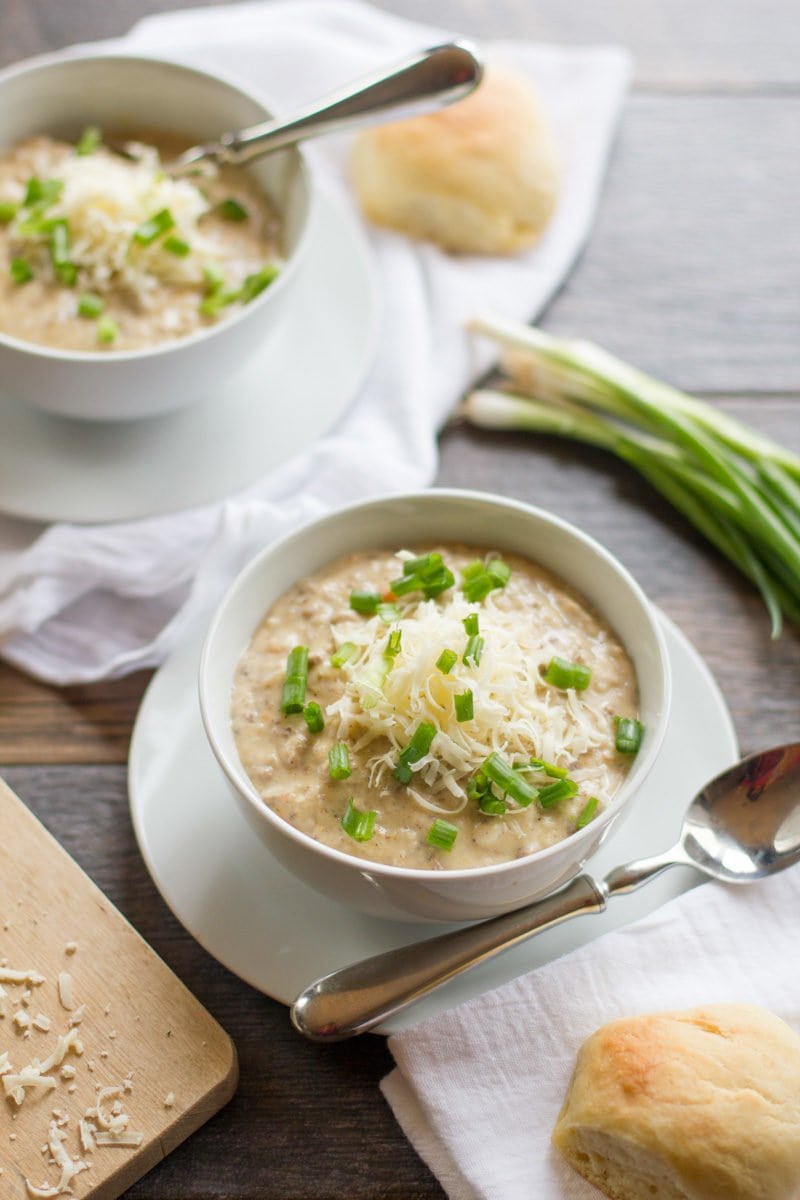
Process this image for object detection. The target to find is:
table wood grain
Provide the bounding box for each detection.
[1,2,798,1197]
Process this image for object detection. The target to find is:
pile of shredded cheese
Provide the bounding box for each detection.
[326,554,617,814]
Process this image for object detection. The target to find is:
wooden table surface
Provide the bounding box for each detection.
[1,2,798,1197]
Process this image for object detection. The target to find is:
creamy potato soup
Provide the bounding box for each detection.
[0,131,282,351]
[231,547,642,870]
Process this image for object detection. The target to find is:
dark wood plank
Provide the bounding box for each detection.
[0,662,151,764]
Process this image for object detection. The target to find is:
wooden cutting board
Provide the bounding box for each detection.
[0,777,238,1200]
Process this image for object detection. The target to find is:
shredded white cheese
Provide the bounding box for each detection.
[56,974,74,1012]
[327,566,617,808]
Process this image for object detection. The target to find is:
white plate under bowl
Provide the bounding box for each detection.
[0,187,377,524]
[128,610,738,1035]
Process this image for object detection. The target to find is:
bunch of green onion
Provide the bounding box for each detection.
[463,313,800,639]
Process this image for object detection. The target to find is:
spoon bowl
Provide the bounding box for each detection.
[292,743,800,1041]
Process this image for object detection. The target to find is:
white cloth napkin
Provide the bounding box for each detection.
[0,0,631,683]
[382,865,800,1200]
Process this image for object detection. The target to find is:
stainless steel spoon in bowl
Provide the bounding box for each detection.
[169,40,483,174]
[291,742,800,1042]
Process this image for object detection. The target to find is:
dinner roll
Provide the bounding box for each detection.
[552,1004,800,1200]
[350,68,560,255]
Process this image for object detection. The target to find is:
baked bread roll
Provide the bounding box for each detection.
[553,1003,800,1200]
[350,68,560,255]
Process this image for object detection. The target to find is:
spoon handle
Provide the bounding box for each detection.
[290,874,605,1042]
[192,41,482,169]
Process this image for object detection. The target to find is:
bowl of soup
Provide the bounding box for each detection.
[0,51,312,419]
[199,490,672,923]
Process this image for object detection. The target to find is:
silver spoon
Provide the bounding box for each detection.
[169,41,482,174]
[291,742,800,1041]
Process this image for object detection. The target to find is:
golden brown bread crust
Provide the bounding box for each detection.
[350,68,560,255]
[552,1004,800,1200]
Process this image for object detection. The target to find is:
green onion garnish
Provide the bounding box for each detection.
[486,557,511,586]
[436,648,458,674]
[460,556,511,603]
[328,741,352,780]
[391,553,455,600]
[377,601,400,623]
[542,656,592,691]
[538,777,579,808]
[461,560,484,581]
[302,702,324,734]
[218,197,249,222]
[9,258,33,284]
[0,201,18,223]
[402,552,442,576]
[427,819,458,852]
[164,235,191,257]
[615,715,643,754]
[241,264,279,304]
[385,629,402,658]
[132,207,175,245]
[341,797,376,843]
[203,263,226,294]
[479,791,507,815]
[482,752,538,807]
[77,292,104,319]
[461,573,495,603]
[394,721,437,784]
[463,613,480,636]
[23,177,62,208]
[526,757,569,779]
[349,590,381,615]
[96,315,119,344]
[576,796,600,829]
[463,635,485,667]
[454,690,474,722]
[466,770,489,803]
[331,642,357,669]
[49,219,70,264]
[56,262,78,286]
[199,288,240,316]
[279,645,309,715]
[75,126,102,156]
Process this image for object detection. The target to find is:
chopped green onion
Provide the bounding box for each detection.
[576,796,600,829]
[358,656,391,708]
[402,552,443,576]
[9,258,33,284]
[15,213,59,237]
[460,575,493,603]
[49,219,70,265]
[377,601,400,623]
[385,629,402,658]
[23,177,62,208]
[427,819,458,852]
[241,264,279,303]
[463,613,480,636]
[466,770,489,802]
[331,642,357,668]
[302,702,324,734]
[436,648,458,674]
[391,555,454,600]
[203,263,226,293]
[615,715,644,754]
[542,656,592,691]
[328,741,352,780]
[56,262,77,287]
[279,645,309,715]
[454,690,474,722]
[482,752,538,807]
[479,791,507,815]
[0,201,17,223]
[394,721,437,784]
[526,757,569,779]
[461,560,485,581]
[75,126,102,156]
[486,557,511,586]
[349,590,381,615]
[463,634,485,667]
[341,797,376,842]
[199,288,240,315]
[96,315,119,344]
[164,235,191,257]
[132,207,175,245]
[538,777,579,808]
[77,292,104,318]
[218,197,249,222]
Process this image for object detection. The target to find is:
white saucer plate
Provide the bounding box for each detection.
[0,188,377,525]
[128,610,738,1035]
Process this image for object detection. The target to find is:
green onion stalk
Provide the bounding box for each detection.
[462,313,800,639]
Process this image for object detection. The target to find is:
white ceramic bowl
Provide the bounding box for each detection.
[199,490,672,923]
[0,52,313,420]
